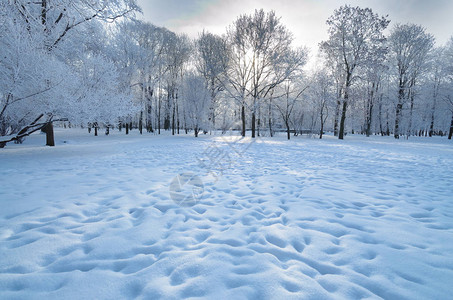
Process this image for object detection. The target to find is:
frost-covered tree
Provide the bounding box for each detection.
[182,73,210,137]
[444,37,453,139]
[363,51,388,137]
[320,5,389,139]
[0,3,75,141]
[0,0,140,146]
[425,47,446,137]
[164,33,191,135]
[111,20,171,134]
[226,9,307,138]
[389,23,434,138]
[273,77,308,140]
[309,69,335,139]
[195,31,229,132]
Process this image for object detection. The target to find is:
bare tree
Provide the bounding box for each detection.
[274,79,308,140]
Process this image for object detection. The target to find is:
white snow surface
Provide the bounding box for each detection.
[1,129,453,299]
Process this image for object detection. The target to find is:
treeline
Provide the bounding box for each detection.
[1,1,453,147]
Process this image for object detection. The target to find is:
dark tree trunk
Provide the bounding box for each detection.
[251,112,256,138]
[94,126,98,136]
[394,83,405,139]
[448,112,453,140]
[126,123,129,135]
[45,122,55,146]
[241,105,245,137]
[268,99,273,137]
[146,89,153,133]
[338,100,347,140]
[365,102,373,137]
[320,111,324,139]
[164,117,170,130]
[334,99,340,136]
[269,118,273,137]
[139,111,143,134]
[171,104,175,136]
[286,120,290,140]
[407,86,415,138]
[378,100,383,136]
[158,98,161,134]
[394,102,402,139]
[257,105,261,137]
[105,127,110,135]
[338,78,350,140]
[429,94,437,137]
[177,104,180,135]
[365,86,374,137]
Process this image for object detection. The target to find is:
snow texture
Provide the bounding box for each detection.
[1,129,452,299]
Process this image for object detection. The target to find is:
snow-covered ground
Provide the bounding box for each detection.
[1,129,452,299]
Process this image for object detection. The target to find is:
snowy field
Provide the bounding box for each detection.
[0,129,453,299]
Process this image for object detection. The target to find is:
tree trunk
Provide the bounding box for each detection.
[172,103,175,136]
[212,110,215,133]
[241,105,245,137]
[45,122,55,147]
[126,123,129,135]
[366,101,373,137]
[158,98,161,134]
[320,111,324,139]
[429,91,437,137]
[378,101,383,135]
[449,112,453,140]
[334,99,340,136]
[268,98,273,137]
[407,86,415,138]
[394,81,405,139]
[139,111,143,135]
[94,126,98,136]
[257,105,261,137]
[251,112,256,138]
[338,79,350,140]
[176,103,180,135]
[338,100,347,140]
[286,120,290,140]
[269,119,273,137]
[146,89,153,133]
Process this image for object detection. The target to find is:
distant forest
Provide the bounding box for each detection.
[1,1,453,147]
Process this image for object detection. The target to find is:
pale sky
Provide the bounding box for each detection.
[135,0,453,55]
